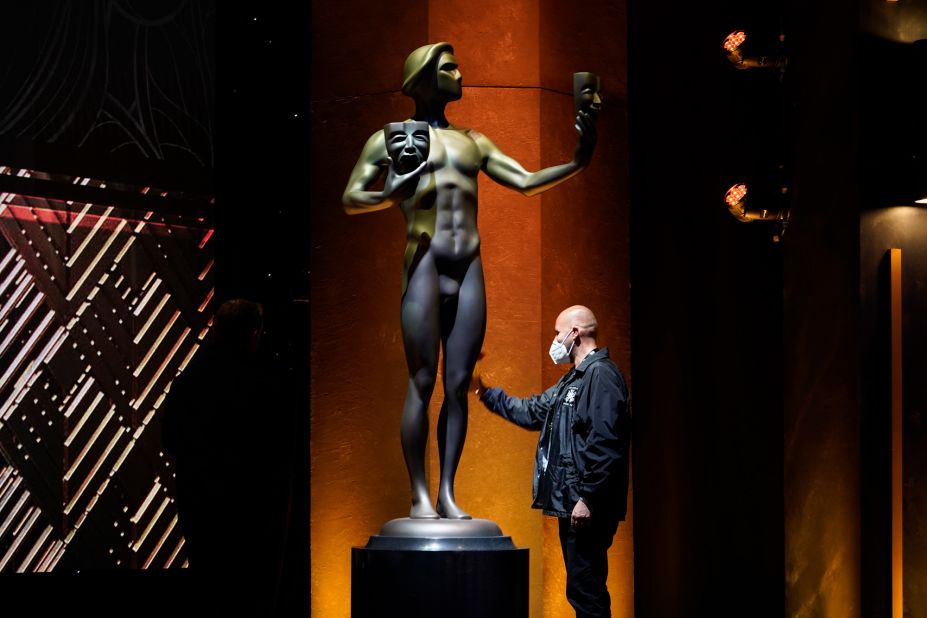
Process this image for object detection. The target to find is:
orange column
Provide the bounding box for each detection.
[311,2,631,616]
[538,2,632,616]
[890,248,902,618]
[310,2,429,616]
[428,3,546,615]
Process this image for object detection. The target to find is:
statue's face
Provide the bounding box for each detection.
[385,121,430,174]
[434,52,462,101]
[573,72,602,117]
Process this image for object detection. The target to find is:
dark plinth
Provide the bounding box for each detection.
[352,518,529,618]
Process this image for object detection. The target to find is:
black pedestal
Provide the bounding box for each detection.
[351,519,529,618]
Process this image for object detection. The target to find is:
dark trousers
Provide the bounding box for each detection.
[558,515,620,617]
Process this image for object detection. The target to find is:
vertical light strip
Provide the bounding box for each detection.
[890,248,903,618]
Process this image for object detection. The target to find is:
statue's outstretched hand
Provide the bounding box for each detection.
[574,109,598,166]
[383,159,428,203]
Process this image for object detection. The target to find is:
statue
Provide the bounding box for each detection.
[343,42,601,520]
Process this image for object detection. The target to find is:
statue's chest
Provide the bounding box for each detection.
[429,129,481,176]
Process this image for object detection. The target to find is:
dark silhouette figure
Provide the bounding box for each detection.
[162,299,291,615]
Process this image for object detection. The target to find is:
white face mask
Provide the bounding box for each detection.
[548,329,575,365]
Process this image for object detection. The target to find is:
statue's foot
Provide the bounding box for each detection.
[409,501,440,519]
[436,497,471,520]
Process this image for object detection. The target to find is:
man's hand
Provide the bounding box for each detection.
[570,498,592,530]
[470,352,488,397]
[574,109,598,166]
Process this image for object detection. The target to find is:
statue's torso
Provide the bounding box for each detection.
[401,127,482,266]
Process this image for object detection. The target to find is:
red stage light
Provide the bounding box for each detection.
[723,31,746,52]
[725,183,748,206]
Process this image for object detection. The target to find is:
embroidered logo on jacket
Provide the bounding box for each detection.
[563,387,578,405]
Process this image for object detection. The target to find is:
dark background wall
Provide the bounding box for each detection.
[781,0,862,614]
[628,0,785,614]
[858,8,927,616]
[214,4,309,616]
[860,208,927,618]
[630,0,927,615]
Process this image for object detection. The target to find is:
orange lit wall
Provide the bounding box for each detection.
[311,2,630,617]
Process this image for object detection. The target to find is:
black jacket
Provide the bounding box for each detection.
[480,348,630,520]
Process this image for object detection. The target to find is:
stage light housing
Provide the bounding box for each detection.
[723,31,746,52]
[725,183,748,206]
[725,183,752,221]
[722,30,787,71]
[724,182,790,241]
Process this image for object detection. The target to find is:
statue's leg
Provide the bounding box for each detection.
[436,256,486,520]
[400,252,441,519]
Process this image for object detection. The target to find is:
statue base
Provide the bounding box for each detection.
[351,518,528,617]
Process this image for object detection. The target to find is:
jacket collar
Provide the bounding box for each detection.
[574,347,608,374]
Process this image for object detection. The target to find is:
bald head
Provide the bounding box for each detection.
[552,305,599,367]
[556,305,598,338]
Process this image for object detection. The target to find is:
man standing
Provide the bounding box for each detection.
[476,305,630,617]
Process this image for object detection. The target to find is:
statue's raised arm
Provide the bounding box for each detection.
[477,72,600,196]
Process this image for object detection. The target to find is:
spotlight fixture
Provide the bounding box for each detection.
[725,183,748,216]
[723,31,746,54]
[724,182,790,241]
[722,30,787,71]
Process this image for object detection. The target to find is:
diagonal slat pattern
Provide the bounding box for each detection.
[0,171,212,570]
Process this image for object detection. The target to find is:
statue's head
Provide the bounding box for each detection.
[402,42,461,103]
[384,121,430,174]
[573,72,602,117]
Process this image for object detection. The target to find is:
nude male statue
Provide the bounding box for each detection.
[343,42,601,520]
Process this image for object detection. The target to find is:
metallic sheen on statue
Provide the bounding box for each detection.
[343,42,601,524]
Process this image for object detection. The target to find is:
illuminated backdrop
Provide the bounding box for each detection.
[0,169,213,571]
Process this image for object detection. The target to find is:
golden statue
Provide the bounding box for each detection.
[343,42,602,520]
